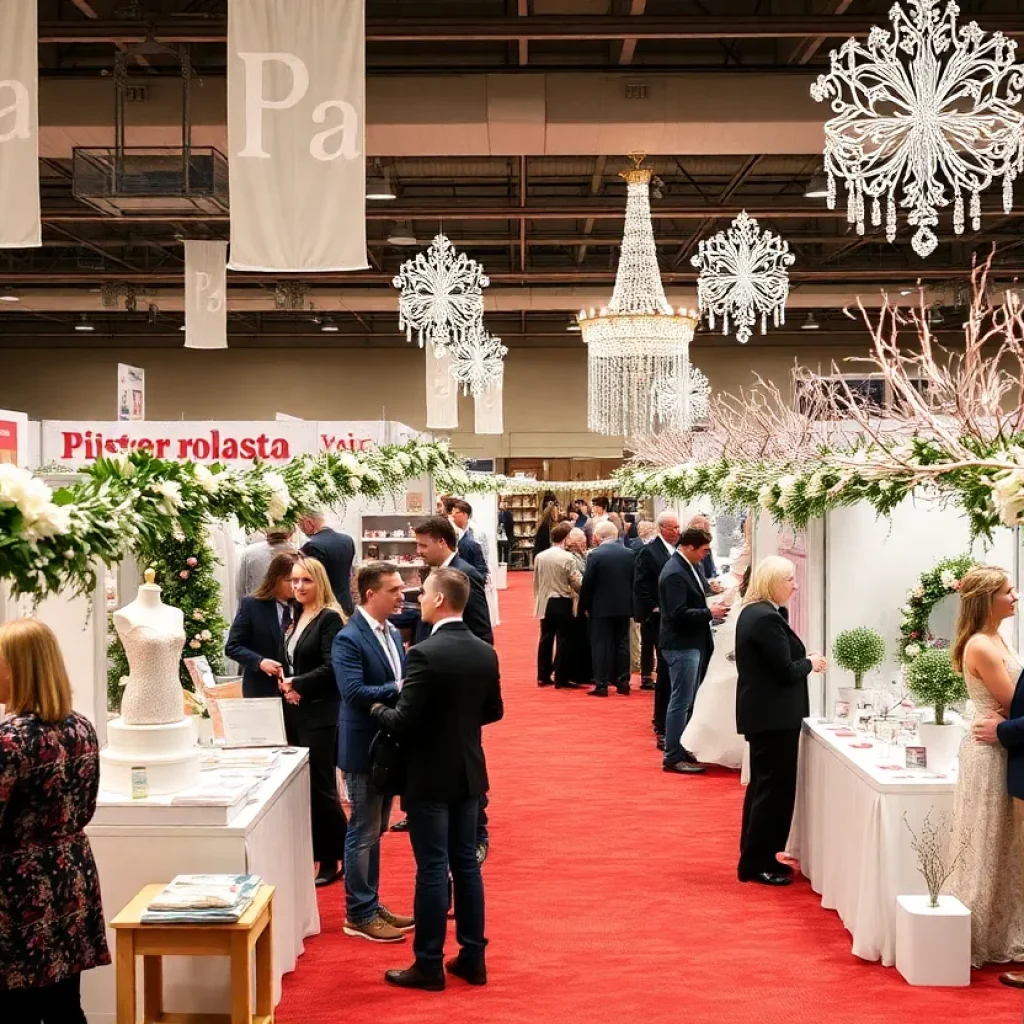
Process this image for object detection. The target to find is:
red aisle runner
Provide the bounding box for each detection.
[278,572,1015,1024]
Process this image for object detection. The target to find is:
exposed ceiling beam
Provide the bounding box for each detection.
[576,156,608,265]
[787,0,855,66]
[612,0,647,66]
[518,0,529,67]
[41,15,1024,45]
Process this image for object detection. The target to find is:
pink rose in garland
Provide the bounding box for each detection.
[186,557,198,567]
[179,570,190,580]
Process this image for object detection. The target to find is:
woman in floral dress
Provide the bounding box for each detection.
[0,618,110,1022]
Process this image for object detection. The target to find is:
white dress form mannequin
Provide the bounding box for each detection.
[101,568,200,796]
[115,568,188,726]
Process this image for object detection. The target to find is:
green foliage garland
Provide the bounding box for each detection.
[897,555,977,664]
[905,648,968,726]
[832,627,886,688]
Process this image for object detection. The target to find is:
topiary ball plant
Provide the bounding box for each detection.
[905,647,968,726]
[832,627,886,689]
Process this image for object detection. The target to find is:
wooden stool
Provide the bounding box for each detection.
[110,883,275,1024]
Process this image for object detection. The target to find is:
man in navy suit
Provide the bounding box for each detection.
[332,561,414,944]
[300,511,356,616]
[450,499,490,581]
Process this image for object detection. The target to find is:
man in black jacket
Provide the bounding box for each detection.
[299,511,356,616]
[372,568,503,991]
[659,526,726,775]
[633,511,680,742]
[579,520,636,697]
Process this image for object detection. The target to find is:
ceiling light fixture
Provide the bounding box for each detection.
[366,164,397,201]
[566,320,581,333]
[74,315,95,332]
[320,318,340,333]
[387,221,418,246]
[805,174,830,199]
[801,312,820,330]
[0,289,19,303]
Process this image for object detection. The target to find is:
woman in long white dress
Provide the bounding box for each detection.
[948,566,1024,967]
[681,567,750,769]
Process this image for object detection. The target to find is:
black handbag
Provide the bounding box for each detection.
[368,729,406,797]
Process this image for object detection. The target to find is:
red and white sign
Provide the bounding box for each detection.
[39,420,400,467]
[0,409,28,466]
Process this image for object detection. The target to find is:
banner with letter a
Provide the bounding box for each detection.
[227,0,366,272]
[0,0,39,248]
[184,241,228,349]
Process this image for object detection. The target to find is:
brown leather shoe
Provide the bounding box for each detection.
[1000,972,1024,988]
[378,906,415,932]
[343,916,406,943]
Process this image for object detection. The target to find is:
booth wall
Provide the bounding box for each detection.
[0,342,866,458]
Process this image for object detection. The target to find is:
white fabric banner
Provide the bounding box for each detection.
[0,0,39,248]
[184,241,229,349]
[227,0,367,272]
[474,380,504,435]
[426,347,458,430]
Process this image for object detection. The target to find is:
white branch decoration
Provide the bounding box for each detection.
[692,211,794,344]
[811,0,1024,259]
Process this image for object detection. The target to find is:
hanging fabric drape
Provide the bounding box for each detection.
[226,0,366,272]
[425,345,459,430]
[474,379,504,435]
[0,0,40,248]
[184,241,229,350]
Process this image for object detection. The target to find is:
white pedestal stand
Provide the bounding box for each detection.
[495,564,508,590]
[895,895,971,986]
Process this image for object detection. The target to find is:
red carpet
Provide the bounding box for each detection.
[278,573,1018,1024]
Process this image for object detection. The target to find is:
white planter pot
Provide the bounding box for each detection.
[895,894,971,986]
[917,722,963,773]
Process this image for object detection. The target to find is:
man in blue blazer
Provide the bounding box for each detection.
[225,589,293,698]
[332,561,414,944]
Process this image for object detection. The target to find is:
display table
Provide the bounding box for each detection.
[83,749,319,1023]
[787,718,956,967]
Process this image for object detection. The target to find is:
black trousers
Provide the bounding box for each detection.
[569,612,593,684]
[590,615,631,687]
[537,597,575,685]
[640,614,658,680]
[286,715,348,867]
[9,973,86,1024]
[739,728,801,877]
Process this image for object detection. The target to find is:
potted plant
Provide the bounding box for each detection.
[905,648,968,772]
[832,626,886,714]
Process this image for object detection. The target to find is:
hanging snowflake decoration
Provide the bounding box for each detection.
[392,234,490,351]
[448,324,508,397]
[810,0,1024,259]
[691,211,794,345]
[653,364,711,430]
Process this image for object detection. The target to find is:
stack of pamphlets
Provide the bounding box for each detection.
[141,874,262,924]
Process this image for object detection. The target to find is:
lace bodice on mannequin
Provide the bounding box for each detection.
[117,618,187,726]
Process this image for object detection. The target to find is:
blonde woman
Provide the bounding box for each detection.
[280,555,348,887]
[735,556,826,886]
[0,619,109,1021]
[947,566,1024,966]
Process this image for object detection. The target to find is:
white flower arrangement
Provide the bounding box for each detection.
[263,471,290,524]
[904,642,921,659]
[758,483,776,510]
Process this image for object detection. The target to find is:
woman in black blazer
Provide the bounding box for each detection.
[225,552,298,698]
[280,555,347,887]
[734,556,826,887]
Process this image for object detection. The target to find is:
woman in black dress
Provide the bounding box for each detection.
[534,500,560,558]
[0,618,110,1022]
[735,556,826,887]
[280,555,348,887]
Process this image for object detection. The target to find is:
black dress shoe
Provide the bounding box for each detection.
[616,684,631,695]
[384,966,446,991]
[389,818,409,833]
[315,863,341,887]
[738,870,792,887]
[538,678,554,687]
[656,734,665,751]
[554,681,580,689]
[446,956,487,986]
[1000,972,1024,988]
[640,678,655,691]
[681,748,700,765]
[589,685,609,697]
[662,761,706,775]
[774,861,795,876]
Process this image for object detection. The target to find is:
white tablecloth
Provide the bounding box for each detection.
[83,749,319,1022]
[788,718,956,966]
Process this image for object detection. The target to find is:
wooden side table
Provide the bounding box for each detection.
[110,883,275,1024]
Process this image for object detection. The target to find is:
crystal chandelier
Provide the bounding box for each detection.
[653,364,711,431]
[578,154,698,437]
[692,211,794,345]
[448,323,508,396]
[392,234,489,350]
[810,0,1024,259]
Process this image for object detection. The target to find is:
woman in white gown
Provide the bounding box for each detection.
[681,565,750,769]
[948,566,1024,967]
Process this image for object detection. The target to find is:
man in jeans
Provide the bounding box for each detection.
[332,562,415,942]
[371,569,504,990]
[658,526,726,775]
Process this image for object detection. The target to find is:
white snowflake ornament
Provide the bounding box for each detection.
[448,324,508,397]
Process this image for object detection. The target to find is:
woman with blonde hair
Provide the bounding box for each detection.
[279,555,348,887]
[734,556,826,886]
[0,618,110,1021]
[947,565,1024,966]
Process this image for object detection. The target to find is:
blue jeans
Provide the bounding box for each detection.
[477,792,489,846]
[343,772,392,925]
[406,796,487,975]
[662,647,703,766]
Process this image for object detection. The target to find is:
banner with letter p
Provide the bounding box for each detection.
[0,0,39,248]
[184,241,228,349]
[227,0,366,272]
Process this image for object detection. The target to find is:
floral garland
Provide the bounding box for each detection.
[897,555,977,663]
[3,439,465,602]
[459,475,620,496]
